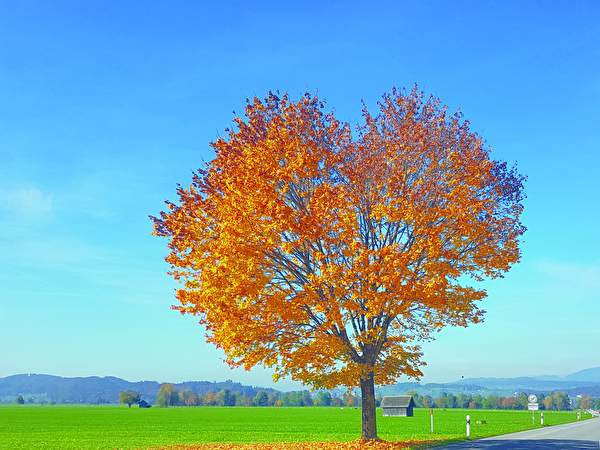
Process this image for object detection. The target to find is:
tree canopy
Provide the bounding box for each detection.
[156,383,178,408]
[119,391,141,408]
[152,86,526,439]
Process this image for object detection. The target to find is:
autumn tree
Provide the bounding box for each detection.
[280,392,291,406]
[152,87,526,439]
[422,395,433,409]
[344,394,356,407]
[494,396,505,409]
[502,396,518,410]
[316,391,332,406]
[254,390,269,406]
[156,383,178,408]
[542,393,553,410]
[215,388,236,406]
[576,395,593,410]
[406,390,422,407]
[239,394,254,406]
[516,392,529,410]
[204,391,216,406]
[179,389,199,406]
[119,391,141,408]
[436,392,457,409]
[456,393,470,409]
[552,392,571,411]
[542,392,571,411]
[332,395,343,407]
[268,391,280,406]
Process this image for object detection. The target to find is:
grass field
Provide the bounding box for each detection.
[0,405,594,450]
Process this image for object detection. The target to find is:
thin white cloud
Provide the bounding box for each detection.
[537,260,600,289]
[0,187,52,218]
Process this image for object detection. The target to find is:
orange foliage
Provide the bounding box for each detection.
[151,86,526,436]
[205,391,215,407]
[151,439,440,450]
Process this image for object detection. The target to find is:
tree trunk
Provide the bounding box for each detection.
[360,372,377,440]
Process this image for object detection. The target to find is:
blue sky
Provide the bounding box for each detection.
[1,0,599,391]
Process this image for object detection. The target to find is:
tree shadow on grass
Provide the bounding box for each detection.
[429,439,599,449]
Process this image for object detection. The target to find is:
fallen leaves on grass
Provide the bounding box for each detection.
[150,439,441,450]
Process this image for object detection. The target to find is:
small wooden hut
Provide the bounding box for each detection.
[381,395,415,417]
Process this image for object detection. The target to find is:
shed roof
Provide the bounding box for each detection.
[381,395,415,408]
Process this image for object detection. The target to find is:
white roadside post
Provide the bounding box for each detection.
[466,415,471,437]
[541,412,544,425]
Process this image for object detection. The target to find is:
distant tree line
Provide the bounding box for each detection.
[117,385,600,411]
[0,374,265,405]
[9,395,55,405]
[151,384,369,408]
[407,390,600,411]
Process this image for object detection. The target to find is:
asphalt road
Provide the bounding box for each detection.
[439,418,600,449]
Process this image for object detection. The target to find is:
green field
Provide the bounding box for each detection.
[0,405,593,450]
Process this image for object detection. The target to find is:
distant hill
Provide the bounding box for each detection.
[536,368,600,383]
[455,376,599,392]
[0,374,274,404]
[376,369,600,399]
[563,367,600,382]
[3,368,599,404]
